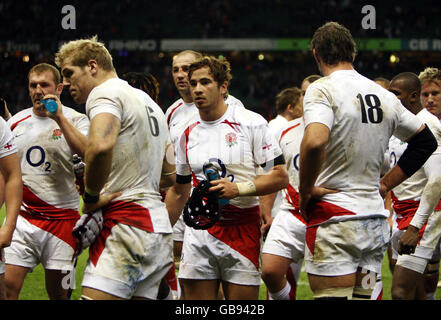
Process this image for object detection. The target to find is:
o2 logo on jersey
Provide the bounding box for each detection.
[26,146,51,172]
[207,158,234,182]
[293,153,300,171]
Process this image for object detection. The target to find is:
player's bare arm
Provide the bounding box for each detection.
[0,153,22,248]
[82,112,121,212]
[42,94,88,157]
[165,180,191,226]
[160,143,176,189]
[399,152,441,254]
[298,122,331,221]
[258,193,276,234]
[208,164,288,199]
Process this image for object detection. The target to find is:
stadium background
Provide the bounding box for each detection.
[0,0,440,300]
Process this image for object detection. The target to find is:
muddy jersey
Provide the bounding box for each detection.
[86,78,172,233]
[303,69,422,226]
[388,108,441,229]
[8,107,89,219]
[277,118,305,224]
[389,108,441,201]
[175,103,283,210]
[0,117,16,158]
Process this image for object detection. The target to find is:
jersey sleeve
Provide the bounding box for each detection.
[86,86,123,121]
[71,112,90,136]
[175,125,193,178]
[251,117,284,171]
[303,83,334,130]
[392,101,423,142]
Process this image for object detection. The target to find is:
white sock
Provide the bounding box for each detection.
[268,282,291,300]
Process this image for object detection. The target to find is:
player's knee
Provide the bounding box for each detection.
[261,265,284,285]
[391,285,409,300]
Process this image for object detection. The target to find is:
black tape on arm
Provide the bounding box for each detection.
[397,125,437,177]
[259,154,286,170]
[176,174,192,184]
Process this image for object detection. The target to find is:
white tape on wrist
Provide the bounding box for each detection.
[236,181,256,196]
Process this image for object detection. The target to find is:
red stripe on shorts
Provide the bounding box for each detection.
[305,200,356,256]
[391,196,427,238]
[89,200,155,266]
[207,205,261,269]
[19,212,79,250]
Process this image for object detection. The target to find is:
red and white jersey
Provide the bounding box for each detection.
[0,117,17,158]
[268,114,289,141]
[86,78,172,233]
[176,103,283,211]
[303,69,422,226]
[165,95,244,149]
[277,118,305,224]
[8,106,89,219]
[388,108,441,228]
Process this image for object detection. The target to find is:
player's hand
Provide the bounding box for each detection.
[398,225,419,255]
[311,186,338,198]
[379,182,388,199]
[42,94,63,119]
[299,192,313,222]
[299,186,338,222]
[82,191,122,214]
[260,214,273,238]
[0,224,15,248]
[208,178,239,199]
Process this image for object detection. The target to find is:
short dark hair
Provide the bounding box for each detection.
[276,87,302,115]
[121,72,160,103]
[391,72,421,95]
[188,56,232,99]
[28,63,61,85]
[310,22,357,65]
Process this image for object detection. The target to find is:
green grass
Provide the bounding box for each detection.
[2,203,440,299]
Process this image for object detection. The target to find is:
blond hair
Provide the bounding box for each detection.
[55,35,115,72]
[418,67,441,85]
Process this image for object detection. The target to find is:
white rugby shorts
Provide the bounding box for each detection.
[262,208,306,263]
[81,223,173,299]
[305,217,390,276]
[4,214,77,271]
[393,210,441,273]
[178,222,261,286]
[172,214,186,242]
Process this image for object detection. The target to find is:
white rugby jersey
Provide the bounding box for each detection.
[268,114,289,140]
[8,106,89,218]
[303,69,422,224]
[86,78,172,233]
[176,103,283,209]
[388,109,441,201]
[277,118,304,209]
[0,117,17,158]
[277,118,306,224]
[165,95,244,150]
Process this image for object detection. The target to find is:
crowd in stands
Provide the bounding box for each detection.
[0,0,439,119]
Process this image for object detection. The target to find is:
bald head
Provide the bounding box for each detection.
[389,72,422,114]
